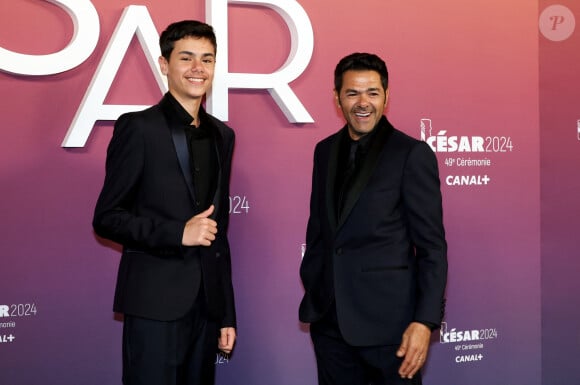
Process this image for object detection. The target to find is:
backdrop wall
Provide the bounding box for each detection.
[539,2,580,385]
[0,1,574,384]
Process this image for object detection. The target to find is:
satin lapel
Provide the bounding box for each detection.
[169,124,196,202]
[325,131,342,233]
[209,126,224,219]
[337,120,392,229]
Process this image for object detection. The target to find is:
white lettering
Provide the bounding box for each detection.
[455,354,483,363]
[0,0,99,75]
[2,2,315,147]
[445,175,491,186]
[61,5,166,147]
[207,0,314,123]
[0,334,16,343]
[426,134,485,153]
[441,326,482,343]
[456,158,491,167]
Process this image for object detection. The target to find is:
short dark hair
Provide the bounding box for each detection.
[334,52,388,92]
[159,20,217,59]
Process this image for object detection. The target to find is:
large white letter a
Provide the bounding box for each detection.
[61,6,166,147]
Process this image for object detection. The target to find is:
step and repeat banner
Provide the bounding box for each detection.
[0,1,574,384]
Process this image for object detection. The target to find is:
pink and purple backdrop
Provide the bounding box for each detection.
[0,1,575,384]
[539,2,580,385]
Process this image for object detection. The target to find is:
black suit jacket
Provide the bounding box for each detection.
[299,116,447,346]
[93,94,236,327]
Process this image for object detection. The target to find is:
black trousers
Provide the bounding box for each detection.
[310,304,421,385]
[122,296,218,385]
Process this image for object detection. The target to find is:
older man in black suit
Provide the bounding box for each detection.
[93,20,236,385]
[299,52,447,385]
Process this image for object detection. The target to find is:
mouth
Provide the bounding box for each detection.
[354,111,371,118]
[186,77,206,84]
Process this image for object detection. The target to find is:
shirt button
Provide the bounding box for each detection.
[336,248,343,255]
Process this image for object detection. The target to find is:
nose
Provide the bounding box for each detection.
[191,58,204,71]
[357,94,370,107]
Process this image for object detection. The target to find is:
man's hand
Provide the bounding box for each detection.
[218,327,236,354]
[182,205,217,246]
[396,322,431,379]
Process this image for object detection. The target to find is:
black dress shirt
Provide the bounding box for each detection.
[335,128,376,216]
[164,93,218,211]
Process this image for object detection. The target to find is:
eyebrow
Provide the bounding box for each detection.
[345,87,382,93]
[177,51,215,58]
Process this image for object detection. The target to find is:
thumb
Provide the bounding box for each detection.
[397,335,408,358]
[195,204,215,218]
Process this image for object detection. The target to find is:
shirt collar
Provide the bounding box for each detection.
[160,92,201,126]
[343,116,384,153]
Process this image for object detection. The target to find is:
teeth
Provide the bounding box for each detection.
[355,112,370,117]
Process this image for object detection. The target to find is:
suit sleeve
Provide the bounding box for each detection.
[402,141,448,327]
[299,143,331,323]
[219,130,237,328]
[92,114,184,250]
[300,144,323,289]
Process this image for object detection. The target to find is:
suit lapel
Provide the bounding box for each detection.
[169,124,197,203]
[169,121,225,218]
[209,123,224,219]
[159,94,197,203]
[325,132,341,234]
[164,98,226,216]
[336,118,392,230]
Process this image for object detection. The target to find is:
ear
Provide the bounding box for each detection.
[334,89,341,107]
[384,88,390,107]
[158,56,168,76]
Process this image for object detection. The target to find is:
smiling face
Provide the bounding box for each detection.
[335,70,388,140]
[158,36,216,110]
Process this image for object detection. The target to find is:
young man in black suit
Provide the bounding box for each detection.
[93,20,236,385]
[299,52,447,384]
